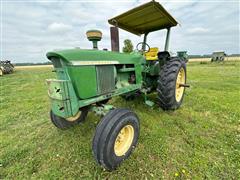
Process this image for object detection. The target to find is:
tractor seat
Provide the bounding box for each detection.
[145,47,159,60]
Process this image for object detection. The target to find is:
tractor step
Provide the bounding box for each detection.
[179,83,190,88]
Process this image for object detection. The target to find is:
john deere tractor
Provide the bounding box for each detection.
[46,1,188,171]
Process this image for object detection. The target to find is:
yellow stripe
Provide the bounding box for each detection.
[71,61,119,65]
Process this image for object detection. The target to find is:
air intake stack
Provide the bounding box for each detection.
[86,30,102,49]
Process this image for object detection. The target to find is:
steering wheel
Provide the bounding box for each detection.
[136,42,150,53]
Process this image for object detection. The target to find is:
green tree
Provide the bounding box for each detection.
[122,39,133,53]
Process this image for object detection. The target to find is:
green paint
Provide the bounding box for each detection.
[90,104,114,116]
[145,100,155,107]
[47,49,144,65]
[45,1,183,119]
[46,79,79,118]
[78,84,141,108]
[67,66,98,99]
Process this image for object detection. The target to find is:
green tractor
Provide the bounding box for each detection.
[46,1,189,170]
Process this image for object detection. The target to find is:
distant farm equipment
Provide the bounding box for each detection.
[0,60,14,76]
[211,51,226,62]
[177,51,188,63]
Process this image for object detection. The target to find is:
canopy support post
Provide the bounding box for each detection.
[142,33,148,51]
[164,28,171,51]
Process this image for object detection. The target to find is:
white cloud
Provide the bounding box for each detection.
[187,27,209,34]
[47,22,72,33]
[1,0,239,63]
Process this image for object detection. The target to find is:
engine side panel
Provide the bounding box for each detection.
[67,66,98,99]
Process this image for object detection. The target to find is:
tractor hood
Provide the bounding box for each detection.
[108,1,178,35]
[47,49,144,65]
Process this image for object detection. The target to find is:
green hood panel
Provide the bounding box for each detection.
[47,49,144,64]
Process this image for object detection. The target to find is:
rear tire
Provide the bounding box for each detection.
[50,107,89,129]
[157,58,187,110]
[92,108,140,171]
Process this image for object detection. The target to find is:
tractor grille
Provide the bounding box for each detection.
[96,65,115,94]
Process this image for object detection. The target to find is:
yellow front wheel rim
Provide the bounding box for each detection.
[66,111,81,122]
[175,67,186,102]
[114,125,134,156]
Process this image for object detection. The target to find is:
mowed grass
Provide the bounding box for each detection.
[0,61,239,179]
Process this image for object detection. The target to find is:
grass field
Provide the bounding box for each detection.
[0,61,239,179]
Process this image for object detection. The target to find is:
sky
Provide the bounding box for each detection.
[1,0,239,63]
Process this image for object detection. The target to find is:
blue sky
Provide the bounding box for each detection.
[1,0,239,63]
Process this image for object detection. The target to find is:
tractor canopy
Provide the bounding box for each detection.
[47,49,144,65]
[108,1,178,35]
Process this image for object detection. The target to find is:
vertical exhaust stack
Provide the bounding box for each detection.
[110,27,119,52]
[86,30,102,49]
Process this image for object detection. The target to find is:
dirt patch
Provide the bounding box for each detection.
[15,65,53,69]
[189,56,240,62]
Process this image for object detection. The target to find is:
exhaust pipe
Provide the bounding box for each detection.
[110,26,119,52]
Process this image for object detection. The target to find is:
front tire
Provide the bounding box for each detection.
[157,58,187,110]
[50,107,89,129]
[92,108,140,171]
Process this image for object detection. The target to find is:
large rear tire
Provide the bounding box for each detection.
[50,107,89,129]
[92,108,140,171]
[157,58,187,110]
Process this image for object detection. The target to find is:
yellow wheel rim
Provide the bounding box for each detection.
[114,125,134,156]
[175,67,186,102]
[66,111,81,122]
